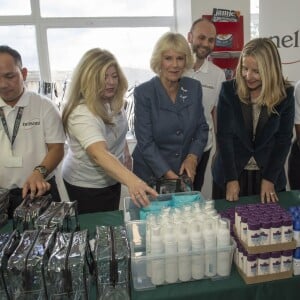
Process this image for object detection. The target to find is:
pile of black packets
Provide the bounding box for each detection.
[94,225,131,300]
[0,196,96,299]
[0,189,10,228]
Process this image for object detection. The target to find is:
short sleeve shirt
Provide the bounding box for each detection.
[62,103,128,188]
[185,59,225,151]
[0,89,65,189]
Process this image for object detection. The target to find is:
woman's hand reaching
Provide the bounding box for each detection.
[128,178,158,208]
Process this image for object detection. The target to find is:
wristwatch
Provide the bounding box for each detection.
[34,165,49,178]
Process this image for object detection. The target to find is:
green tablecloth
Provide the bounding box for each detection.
[79,190,300,300]
[2,191,300,300]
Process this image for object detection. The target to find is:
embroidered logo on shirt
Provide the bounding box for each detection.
[22,118,40,129]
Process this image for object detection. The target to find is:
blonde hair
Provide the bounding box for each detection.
[150,32,194,75]
[235,38,290,113]
[62,48,128,131]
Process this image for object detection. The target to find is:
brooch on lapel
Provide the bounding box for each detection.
[179,87,188,103]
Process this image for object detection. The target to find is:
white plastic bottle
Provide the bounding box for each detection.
[150,226,165,285]
[178,225,192,281]
[217,219,231,276]
[203,221,217,277]
[164,225,178,283]
[191,223,205,279]
[293,248,300,276]
[146,214,157,277]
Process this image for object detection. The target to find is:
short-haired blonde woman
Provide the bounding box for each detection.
[212,38,295,203]
[62,48,157,213]
[132,32,209,185]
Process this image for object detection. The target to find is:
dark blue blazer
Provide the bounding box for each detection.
[132,76,208,183]
[212,79,295,191]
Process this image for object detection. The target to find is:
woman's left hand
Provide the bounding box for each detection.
[260,179,279,203]
[179,154,198,182]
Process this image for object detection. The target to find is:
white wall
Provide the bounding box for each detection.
[259,0,300,190]
[259,0,300,84]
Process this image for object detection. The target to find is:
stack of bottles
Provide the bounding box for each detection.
[129,200,236,288]
[235,243,293,277]
[234,203,293,247]
[221,203,296,281]
[287,206,300,276]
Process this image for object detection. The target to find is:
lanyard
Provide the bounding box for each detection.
[0,106,24,149]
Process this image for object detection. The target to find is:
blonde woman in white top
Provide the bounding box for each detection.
[62,48,157,213]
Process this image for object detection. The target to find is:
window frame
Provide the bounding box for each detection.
[0,0,176,82]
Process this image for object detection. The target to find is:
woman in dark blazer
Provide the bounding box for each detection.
[212,38,295,203]
[288,80,300,190]
[133,32,208,184]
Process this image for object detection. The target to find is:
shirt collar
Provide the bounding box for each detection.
[194,58,209,74]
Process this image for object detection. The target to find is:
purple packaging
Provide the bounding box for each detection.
[247,218,261,246]
[260,219,271,245]
[270,251,281,273]
[282,217,293,243]
[281,250,293,272]
[246,254,257,277]
[258,252,270,275]
[270,219,282,244]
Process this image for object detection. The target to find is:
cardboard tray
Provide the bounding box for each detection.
[236,265,292,284]
[234,226,297,254]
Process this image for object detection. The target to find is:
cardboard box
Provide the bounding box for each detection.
[236,264,292,284]
[234,226,296,254]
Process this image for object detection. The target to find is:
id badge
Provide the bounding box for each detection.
[5,155,23,167]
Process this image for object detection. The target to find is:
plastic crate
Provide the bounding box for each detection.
[126,220,236,290]
[123,191,205,223]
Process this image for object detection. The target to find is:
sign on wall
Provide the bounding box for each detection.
[259,0,300,84]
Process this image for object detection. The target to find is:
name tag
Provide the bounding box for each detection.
[5,155,23,167]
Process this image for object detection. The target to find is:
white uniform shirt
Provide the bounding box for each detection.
[185,59,225,151]
[0,89,65,189]
[62,103,128,188]
[295,80,300,124]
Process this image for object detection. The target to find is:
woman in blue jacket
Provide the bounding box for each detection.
[212,38,294,203]
[133,32,208,185]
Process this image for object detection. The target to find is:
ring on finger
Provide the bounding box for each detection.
[270,192,275,196]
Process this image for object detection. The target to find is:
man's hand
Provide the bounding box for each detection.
[22,170,51,199]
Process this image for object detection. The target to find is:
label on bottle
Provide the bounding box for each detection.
[293,230,300,247]
[293,258,300,276]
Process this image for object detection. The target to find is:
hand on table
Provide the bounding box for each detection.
[226,180,240,202]
[260,179,278,203]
